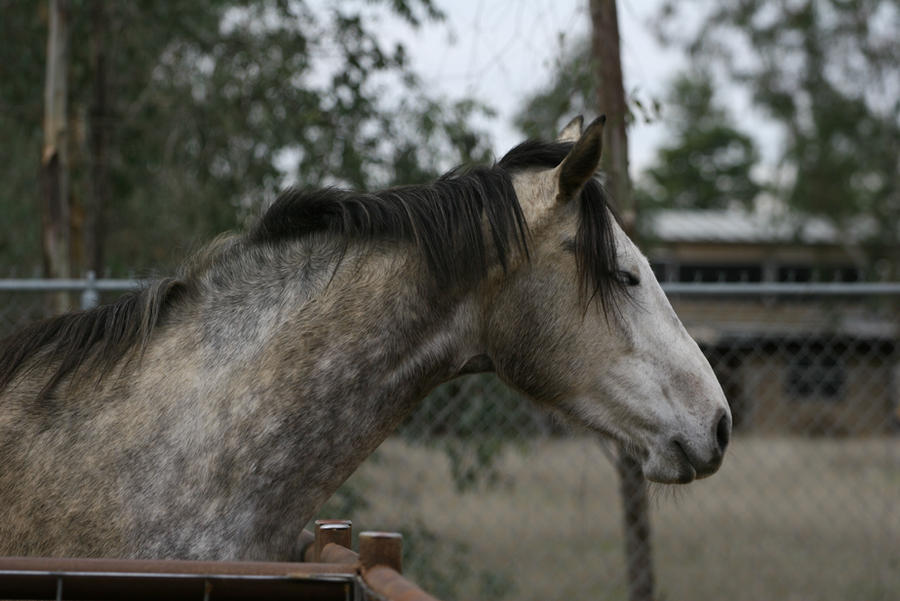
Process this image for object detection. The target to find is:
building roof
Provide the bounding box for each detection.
[644,209,871,245]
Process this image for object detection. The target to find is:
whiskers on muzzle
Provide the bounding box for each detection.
[647,480,688,507]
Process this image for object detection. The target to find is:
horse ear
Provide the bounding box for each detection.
[557,115,584,142]
[557,115,605,201]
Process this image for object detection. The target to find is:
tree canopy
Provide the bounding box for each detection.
[514,0,897,260]
[513,40,758,214]
[0,0,494,275]
[514,39,595,141]
[636,70,760,211]
[655,0,899,242]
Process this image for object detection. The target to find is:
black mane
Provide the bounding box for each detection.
[252,139,624,307]
[0,139,624,399]
[0,278,185,399]
[250,164,529,288]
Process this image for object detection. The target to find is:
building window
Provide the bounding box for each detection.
[777,265,860,282]
[678,264,763,283]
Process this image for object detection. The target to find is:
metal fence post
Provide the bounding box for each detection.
[313,520,352,562]
[617,452,654,601]
[359,532,403,573]
[80,270,99,309]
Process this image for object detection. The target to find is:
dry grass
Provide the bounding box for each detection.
[332,435,900,601]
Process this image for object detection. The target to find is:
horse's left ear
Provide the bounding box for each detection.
[557,115,605,202]
[557,115,584,142]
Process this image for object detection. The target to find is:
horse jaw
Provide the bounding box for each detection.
[564,239,732,484]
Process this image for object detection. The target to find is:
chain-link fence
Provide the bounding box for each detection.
[1,278,898,601]
[340,283,900,601]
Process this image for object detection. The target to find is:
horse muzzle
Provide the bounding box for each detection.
[644,408,731,484]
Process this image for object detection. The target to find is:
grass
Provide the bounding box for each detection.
[329,435,900,601]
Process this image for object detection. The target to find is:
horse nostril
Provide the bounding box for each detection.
[716,411,731,453]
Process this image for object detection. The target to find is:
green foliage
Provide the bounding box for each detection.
[0,0,493,275]
[514,39,594,140]
[516,1,897,255]
[0,2,45,272]
[402,374,547,492]
[513,38,660,141]
[636,70,761,211]
[655,0,900,245]
[513,39,758,213]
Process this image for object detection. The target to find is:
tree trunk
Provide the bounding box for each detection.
[590,0,634,233]
[41,0,72,313]
[590,2,655,601]
[87,0,110,275]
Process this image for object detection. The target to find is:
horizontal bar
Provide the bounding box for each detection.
[0,572,354,601]
[361,566,441,601]
[0,279,140,292]
[0,556,356,576]
[0,557,358,601]
[318,543,359,565]
[662,282,900,295]
[4,279,900,296]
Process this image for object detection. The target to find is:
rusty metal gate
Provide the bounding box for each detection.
[0,521,441,601]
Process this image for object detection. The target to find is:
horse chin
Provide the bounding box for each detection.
[642,463,697,485]
[557,399,700,485]
[641,447,698,485]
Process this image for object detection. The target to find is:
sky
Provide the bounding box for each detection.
[377,0,692,173]
[375,0,782,178]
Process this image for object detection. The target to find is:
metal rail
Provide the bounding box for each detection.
[306,521,447,601]
[4,275,900,303]
[361,566,442,601]
[0,556,357,601]
[0,520,449,601]
[0,272,140,310]
[0,276,141,291]
[661,282,900,295]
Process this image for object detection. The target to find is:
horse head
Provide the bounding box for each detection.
[485,115,731,483]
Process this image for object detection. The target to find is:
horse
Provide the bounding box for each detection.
[0,116,730,560]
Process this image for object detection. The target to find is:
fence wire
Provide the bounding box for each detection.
[1,280,898,601]
[332,284,900,601]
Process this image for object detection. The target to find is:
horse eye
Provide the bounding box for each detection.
[616,270,640,287]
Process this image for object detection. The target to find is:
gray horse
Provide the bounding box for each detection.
[0,116,730,560]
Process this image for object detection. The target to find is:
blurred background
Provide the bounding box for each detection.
[1,1,898,600]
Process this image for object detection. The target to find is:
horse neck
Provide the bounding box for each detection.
[137,240,484,533]
[192,238,481,401]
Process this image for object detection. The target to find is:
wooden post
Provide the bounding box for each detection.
[41,0,72,313]
[358,531,402,573]
[590,0,634,232]
[590,2,655,600]
[313,520,352,562]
